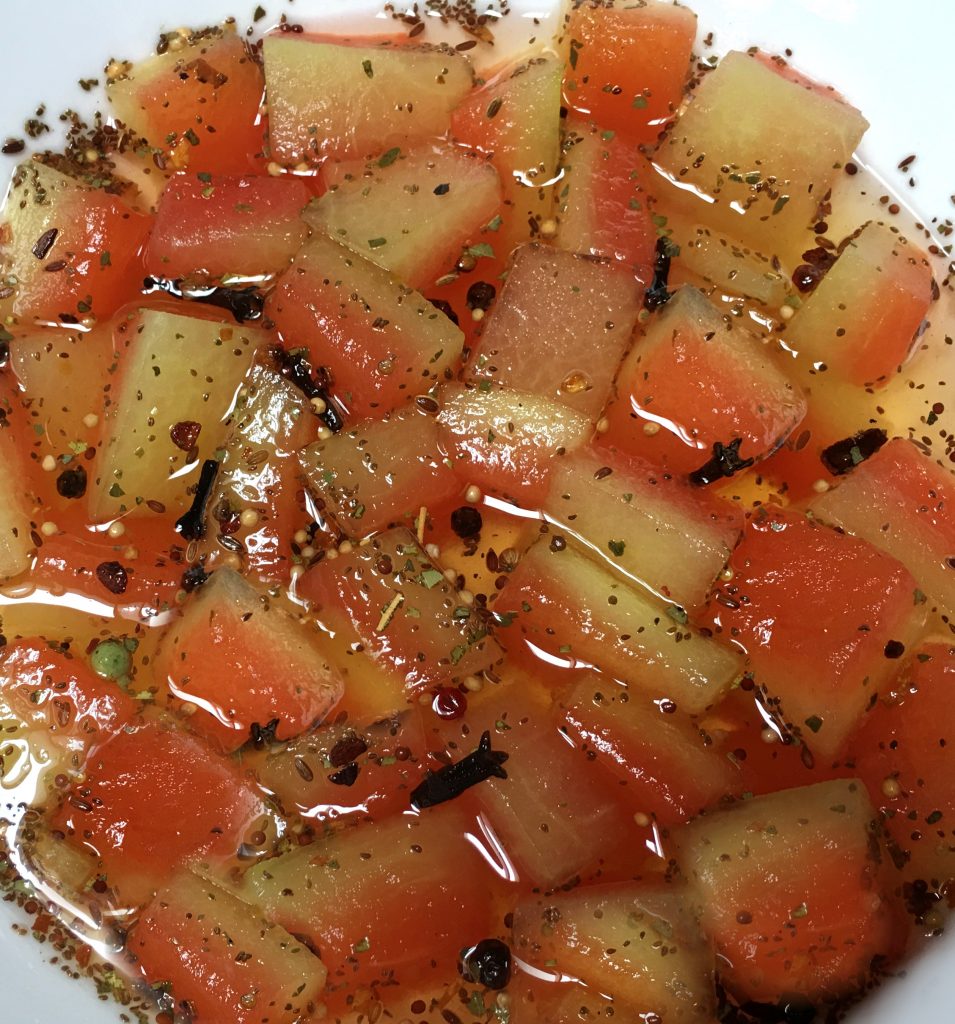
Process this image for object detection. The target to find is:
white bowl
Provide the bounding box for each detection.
[0,2,951,1022]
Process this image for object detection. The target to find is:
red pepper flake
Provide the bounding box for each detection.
[328,732,369,767]
[170,420,201,451]
[95,561,128,595]
[328,762,361,786]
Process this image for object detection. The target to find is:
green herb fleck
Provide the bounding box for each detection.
[608,539,626,557]
[367,237,387,248]
[362,59,374,78]
[804,715,823,734]
[418,568,445,589]
[466,242,495,260]
[378,146,401,168]
[467,991,486,1017]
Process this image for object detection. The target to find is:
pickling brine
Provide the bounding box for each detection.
[0,4,953,1024]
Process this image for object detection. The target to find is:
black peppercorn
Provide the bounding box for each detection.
[451,506,483,539]
[466,281,496,311]
[56,465,87,499]
[461,938,512,990]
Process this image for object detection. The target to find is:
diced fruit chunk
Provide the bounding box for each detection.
[543,446,741,609]
[90,308,262,522]
[300,407,459,537]
[29,528,183,618]
[242,806,492,993]
[702,509,927,759]
[556,119,656,277]
[52,715,266,904]
[2,162,151,323]
[11,323,116,455]
[672,779,897,1004]
[562,673,735,825]
[253,710,429,825]
[662,214,792,306]
[0,421,33,581]
[267,232,463,419]
[433,686,638,887]
[451,57,563,254]
[129,870,326,1024]
[848,643,955,887]
[300,527,502,693]
[204,364,313,581]
[306,146,500,289]
[0,639,136,749]
[562,0,697,144]
[500,537,741,714]
[108,30,266,175]
[810,439,955,619]
[784,222,934,387]
[264,37,473,163]
[603,286,807,474]
[155,567,343,753]
[145,174,311,280]
[469,244,641,419]
[436,382,592,504]
[655,51,868,256]
[513,882,715,1020]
